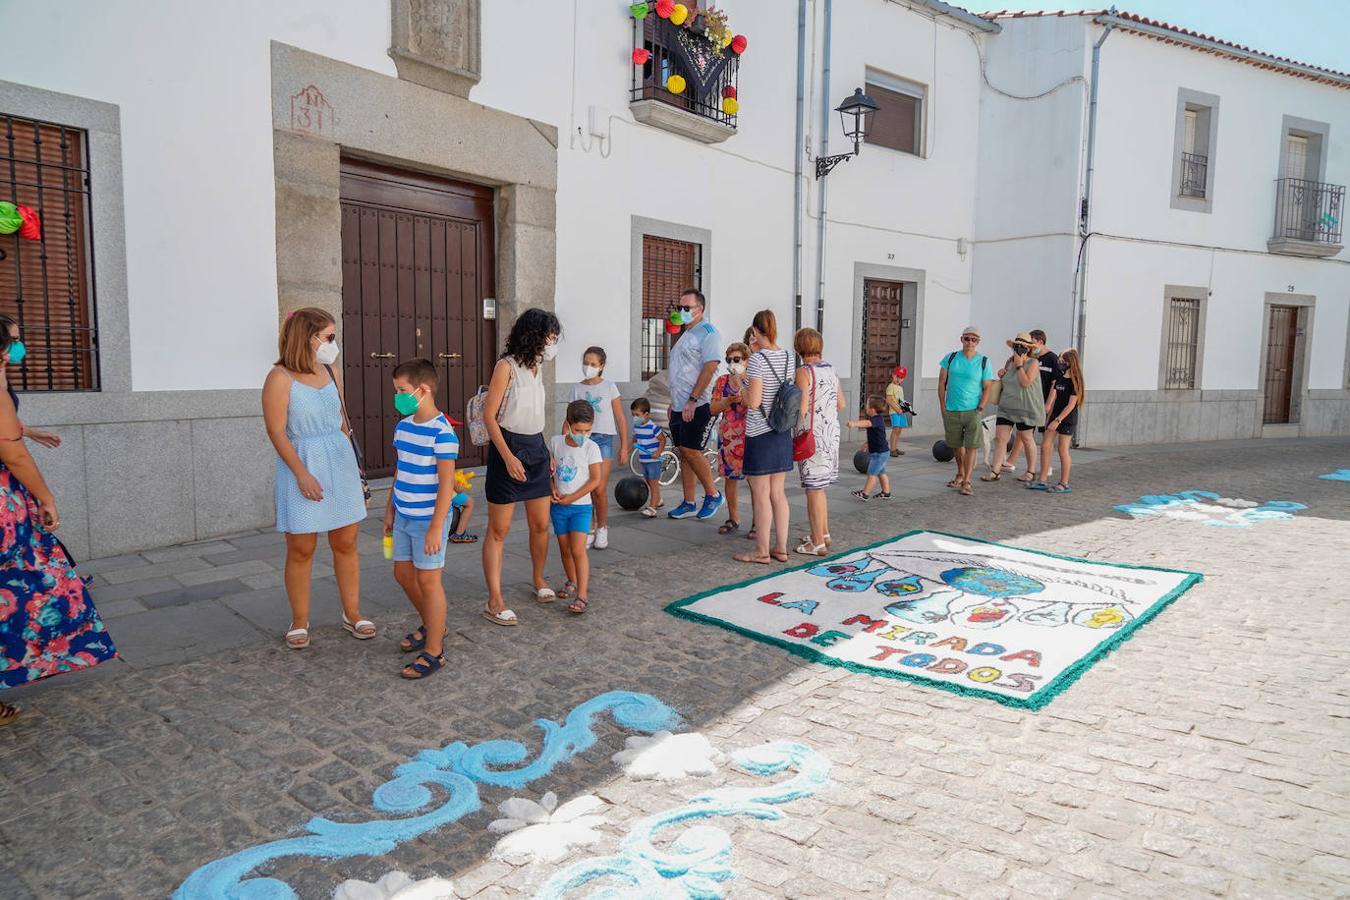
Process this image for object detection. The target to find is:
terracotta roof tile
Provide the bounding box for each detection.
[975,8,1350,85]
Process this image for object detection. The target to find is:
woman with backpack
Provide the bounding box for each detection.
[734,310,796,565]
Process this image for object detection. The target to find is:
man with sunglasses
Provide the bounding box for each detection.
[937,326,994,496]
[665,288,725,520]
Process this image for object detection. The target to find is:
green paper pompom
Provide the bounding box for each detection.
[669,310,682,325]
[630,2,649,19]
[0,201,20,235]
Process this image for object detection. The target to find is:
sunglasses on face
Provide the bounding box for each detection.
[679,305,696,313]
[316,333,336,343]
[727,356,744,364]
[961,336,979,342]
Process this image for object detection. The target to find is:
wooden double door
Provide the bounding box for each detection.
[339,159,496,476]
[861,279,915,412]
[1262,305,1299,425]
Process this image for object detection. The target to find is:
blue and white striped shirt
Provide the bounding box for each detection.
[633,419,662,462]
[392,413,459,519]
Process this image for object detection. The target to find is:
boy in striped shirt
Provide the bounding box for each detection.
[385,358,463,680]
[630,397,666,518]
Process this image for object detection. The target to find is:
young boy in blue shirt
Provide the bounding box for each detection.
[550,400,603,614]
[385,358,465,680]
[630,397,666,518]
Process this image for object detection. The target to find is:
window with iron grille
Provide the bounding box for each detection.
[640,235,701,380]
[0,113,99,391]
[1164,297,1201,390]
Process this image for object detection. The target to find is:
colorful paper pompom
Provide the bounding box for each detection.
[655,0,675,18]
[632,48,651,65]
[721,97,739,115]
[722,85,737,99]
[666,74,686,95]
[670,3,688,25]
[665,320,681,335]
[730,34,748,54]
[0,202,20,236]
[16,206,40,241]
[630,2,649,19]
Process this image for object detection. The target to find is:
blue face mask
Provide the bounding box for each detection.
[571,430,590,446]
[632,416,647,428]
[5,341,24,365]
[677,307,694,325]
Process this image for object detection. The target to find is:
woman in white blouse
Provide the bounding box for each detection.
[734,309,794,565]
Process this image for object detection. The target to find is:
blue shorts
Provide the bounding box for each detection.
[640,460,663,481]
[392,511,453,570]
[591,432,616,461]
[889,413,909,428]
[866,451,889,476]
[551,502,593,535]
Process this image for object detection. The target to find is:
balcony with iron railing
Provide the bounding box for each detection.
[1178,152,1208,199]
[630,14,739,144]
[1268,177,1344,258]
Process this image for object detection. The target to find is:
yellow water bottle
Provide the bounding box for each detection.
[382,533,394,560]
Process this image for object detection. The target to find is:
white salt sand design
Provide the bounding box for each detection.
[487,792,608,865]
[332,872,455,900]
[611,730,725,781]
[667,531,1201,709]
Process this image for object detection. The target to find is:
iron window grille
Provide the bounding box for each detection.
[640,235,701,381]
[1164,297,1201,390]
[1272,177,1344,245]
[0,113,99,392]
[631,15,739,128]
[1179,152,1208,199]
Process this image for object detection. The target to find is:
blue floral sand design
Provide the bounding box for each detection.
[1319,469,1350,482]
[536,740,830,899]
[1113,490,1306,528]
[175,691,679,900]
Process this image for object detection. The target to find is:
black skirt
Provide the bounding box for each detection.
[486,429,552,505]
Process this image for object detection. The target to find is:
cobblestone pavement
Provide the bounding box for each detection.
[2,438,1348,898]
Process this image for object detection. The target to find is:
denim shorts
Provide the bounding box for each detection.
[392,511,453,570]
[591,432,615,461]
[866,451,890,476]
[640,460,663,481]
[550,502,593,536]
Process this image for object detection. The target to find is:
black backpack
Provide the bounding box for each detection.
[761,352,801,434]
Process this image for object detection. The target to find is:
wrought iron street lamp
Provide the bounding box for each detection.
[815,87,879,179]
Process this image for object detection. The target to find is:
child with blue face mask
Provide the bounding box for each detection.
[549,400,603,614]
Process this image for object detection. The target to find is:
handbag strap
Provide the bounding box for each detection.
[806,365,817,430]
[324,364,365,471]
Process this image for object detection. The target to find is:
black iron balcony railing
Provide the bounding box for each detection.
[1272,177,1344,245]
[631,15,739,128]
[1179,151,1207,198]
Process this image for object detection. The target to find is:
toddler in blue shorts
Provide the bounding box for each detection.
[846,395,894,502]
[549,400,603,614]
[630,397,666,518]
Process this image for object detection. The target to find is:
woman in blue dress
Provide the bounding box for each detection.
[262,308,373,649]
[0,319,116,726]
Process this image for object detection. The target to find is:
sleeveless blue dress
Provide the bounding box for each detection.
[274,377,368,534]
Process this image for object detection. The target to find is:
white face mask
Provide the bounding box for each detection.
[729,362,745,375]
[315,340,339,366]
[582,364,600,379]
[542,340,559,362]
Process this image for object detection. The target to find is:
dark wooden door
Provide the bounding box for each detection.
[1263,305,1298,424]
[340,159,496,476]
[861,279,912,411]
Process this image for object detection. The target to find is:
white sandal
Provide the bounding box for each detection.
[481,608,519,627]
[285,623,310,649]
[533,586,557,605]
[795,540,828,556]
[342,615,376,640]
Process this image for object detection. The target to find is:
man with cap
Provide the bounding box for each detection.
[937,326,994,496]
[885,365,910,457]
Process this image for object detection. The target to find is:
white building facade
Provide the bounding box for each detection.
[0,2,1345,558]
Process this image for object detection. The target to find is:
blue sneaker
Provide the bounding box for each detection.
[696,492,725,520]
[668,500,699,519]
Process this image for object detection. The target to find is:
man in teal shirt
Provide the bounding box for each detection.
[938,326,994,495]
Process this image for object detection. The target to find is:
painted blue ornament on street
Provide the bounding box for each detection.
[1113,490,1306,528]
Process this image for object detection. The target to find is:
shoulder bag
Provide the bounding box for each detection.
[792,365,817,462]
[325,364,371,504]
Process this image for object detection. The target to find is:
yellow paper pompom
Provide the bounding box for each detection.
[670,3,688,25]
[667,74,686,95]
[721,97,739,115]
[721,32,733,48]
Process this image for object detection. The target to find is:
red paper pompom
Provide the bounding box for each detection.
[655,0,675,18]
[722,85,737,99]
[664,320,681,335]
[632,48,651,65]
[16,206,40,242]
[730,34,748,55]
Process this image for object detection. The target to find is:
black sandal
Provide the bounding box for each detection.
[567,597,588,615]
[401,651,445,680]
[718,519,741,535]
[399,627,427,653]
[0,701,20,728]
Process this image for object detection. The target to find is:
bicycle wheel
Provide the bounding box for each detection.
[628,448,643,478]
[704,448,723,487]
[658,450,681,487]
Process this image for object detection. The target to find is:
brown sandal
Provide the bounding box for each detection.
[980,471,1001,482]
[0,702,20,727]
[959,482,974,496]
[734,552,773,565]
[770,550,789,563]
[567,596,589,614]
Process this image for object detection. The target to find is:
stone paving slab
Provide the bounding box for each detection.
[2,438,1348,898]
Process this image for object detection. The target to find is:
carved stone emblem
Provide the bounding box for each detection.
[390,0,481,98]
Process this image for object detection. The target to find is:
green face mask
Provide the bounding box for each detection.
[393,389,421,416]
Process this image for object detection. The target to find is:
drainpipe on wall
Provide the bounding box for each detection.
[1074,11,1114,352]
[812,0,833,336]
[792,0,808,338]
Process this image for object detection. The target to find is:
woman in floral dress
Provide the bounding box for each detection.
[793,328,844,556]
[0,328,116,725]
[709,341,749,534]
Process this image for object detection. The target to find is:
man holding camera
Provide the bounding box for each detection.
[937,326,994,496]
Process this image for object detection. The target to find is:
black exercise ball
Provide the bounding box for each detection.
[853,448,870,474]
[932,440,955,462]
[614,476,650,511]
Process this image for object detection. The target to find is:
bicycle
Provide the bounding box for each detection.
[628,425,722,489]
